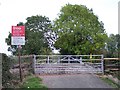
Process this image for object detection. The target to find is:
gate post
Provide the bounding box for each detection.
[101,55,104,74]
[80,57,83,64]
[47,55,50,64]
[33,55,36,74]
[68,56,70,63]
[57,56,60,63]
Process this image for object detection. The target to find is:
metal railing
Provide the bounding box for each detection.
[33,55,104,74]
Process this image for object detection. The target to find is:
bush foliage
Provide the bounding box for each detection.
[2,53,14,88]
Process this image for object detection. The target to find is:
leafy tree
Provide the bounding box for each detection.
[116,34,120,51]
[116,34,120,59]
[106,34,120,58]
[53,4,108,55]
[6,15,52,55]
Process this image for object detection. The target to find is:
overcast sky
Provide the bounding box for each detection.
[0,0,119,55]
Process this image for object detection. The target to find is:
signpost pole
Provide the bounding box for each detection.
[18,45,22,82]
[11,26,25,82]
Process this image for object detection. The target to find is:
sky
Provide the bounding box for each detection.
[0,0,119,55]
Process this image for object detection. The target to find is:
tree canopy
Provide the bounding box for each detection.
[5,4,119,57]
[53,4,108,55]
[105,34,120,58]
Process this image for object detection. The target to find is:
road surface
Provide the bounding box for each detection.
[39,73,115,89]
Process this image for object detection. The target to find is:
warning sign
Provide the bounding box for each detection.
[11,26,25,45]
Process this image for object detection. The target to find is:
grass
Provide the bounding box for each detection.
[105,70,120,80]
[20,75,48,89]
[100,77,119,88]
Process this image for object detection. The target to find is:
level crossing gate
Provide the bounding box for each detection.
[33,55,104,75]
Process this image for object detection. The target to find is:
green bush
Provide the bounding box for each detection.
[2,53,14,88]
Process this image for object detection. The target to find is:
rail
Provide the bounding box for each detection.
[103,58,119,75]
[104,58,120,60]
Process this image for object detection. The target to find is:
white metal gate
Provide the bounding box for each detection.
[33,55,104,74]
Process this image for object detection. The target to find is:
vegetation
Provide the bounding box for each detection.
[53,4,108,55]
[104,34,120,58]
[100,77,119,88]
[2,53,47,89]
[2,53,14,88]
[20,75,47,89]
[5,4,120,57]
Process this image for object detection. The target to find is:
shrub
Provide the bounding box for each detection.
[2,53,14,88]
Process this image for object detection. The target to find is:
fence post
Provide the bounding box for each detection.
[80,57,83,64]
[68,56,70,63]
[47,55,50,64]
[57,56,60,63]
[33,55,36,74]
[101,55,104,74]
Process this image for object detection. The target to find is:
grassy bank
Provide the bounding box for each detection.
[100,76,119,88]
[20,75,48,89]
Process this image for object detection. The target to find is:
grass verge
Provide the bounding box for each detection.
[20,75,48,89]
[100,77,119,88]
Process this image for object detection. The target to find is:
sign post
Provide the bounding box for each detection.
[18,45,22,82]
[11,26,25,82]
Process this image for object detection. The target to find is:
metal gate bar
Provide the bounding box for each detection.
[33,55,104,74]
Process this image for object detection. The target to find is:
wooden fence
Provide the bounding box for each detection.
[104,58,120,74]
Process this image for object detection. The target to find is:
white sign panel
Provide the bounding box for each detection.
[11,37,25,45]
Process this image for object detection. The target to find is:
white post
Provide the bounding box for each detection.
[80,57,83,64]
[68,57,70,63]
[57,56,60,63]
[101,55,104,74]
[47,55,49,64]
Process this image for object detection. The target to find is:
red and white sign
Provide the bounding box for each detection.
[11,26,25,45]
[12,26,25,36]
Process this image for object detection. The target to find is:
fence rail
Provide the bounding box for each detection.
[104,58,120,75]
[104,58,120,60]
[35,55,103,57]
[10,55,119,75]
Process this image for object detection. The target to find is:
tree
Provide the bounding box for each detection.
[105,34,120,58]
[6,15,52,55]
[53,4,108,55]
[116,34,120,58]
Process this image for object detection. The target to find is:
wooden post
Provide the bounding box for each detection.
[103,57,106,75]
[57,56,60,63]
[33,55,36,74]
[18,45,22,82]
